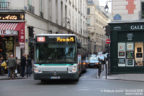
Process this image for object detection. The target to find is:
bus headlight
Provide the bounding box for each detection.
[34,65,42,73]
[68,65,77,73]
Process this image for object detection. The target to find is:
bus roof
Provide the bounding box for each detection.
[35,34,76,37]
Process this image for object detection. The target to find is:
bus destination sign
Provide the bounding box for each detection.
[57,37,75,42]
[37,36,75,43]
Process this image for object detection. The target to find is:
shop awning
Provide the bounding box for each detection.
[0,23,25,31]
[0,22,25,43]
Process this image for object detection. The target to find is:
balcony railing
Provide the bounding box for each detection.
[0,2,10,10]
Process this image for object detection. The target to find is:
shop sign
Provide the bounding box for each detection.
[130,25,144,30]
[0,30,18,36]
[113,26,121,31]
[18,23,25,43]
[20,43,25,48]
[0,13,25,20]
[19,29,25,42]
[19,23,25,48]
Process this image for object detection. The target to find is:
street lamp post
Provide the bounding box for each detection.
[104,0,112,13]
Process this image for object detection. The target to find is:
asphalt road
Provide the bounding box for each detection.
[0,69,144,96]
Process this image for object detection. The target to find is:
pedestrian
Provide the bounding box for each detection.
[20,53,27,78]
[14,57,18,77]
[26,55,32,78]
[7,54,17,79]
[97,57,102,78]
[0,55,4,75]
[97,63,102,78]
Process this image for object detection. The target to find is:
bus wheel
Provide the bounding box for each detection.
[41,80,46,84]
[74,77,79,82]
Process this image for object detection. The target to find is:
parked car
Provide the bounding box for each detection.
[89,54,97,57]
[88,57,101,68]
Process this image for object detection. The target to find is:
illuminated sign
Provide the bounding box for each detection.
[0,30,18,36]
[37,37,46,42]
[0,13,25,20]
[57,37,75,42]
[130,25,144,30]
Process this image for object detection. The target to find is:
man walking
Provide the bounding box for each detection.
[21,54,26,78]
[26,55,32,78]
[97,63,102,78]
[7,54,17,79]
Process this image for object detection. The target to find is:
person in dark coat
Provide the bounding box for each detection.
[26,55,32,78]
[97,58,102,78]
[21,54,27,78]
[7,54,17,79]
[97,63,102,78]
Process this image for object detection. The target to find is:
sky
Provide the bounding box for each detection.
[99,0,112,13]
[99,0,107,6]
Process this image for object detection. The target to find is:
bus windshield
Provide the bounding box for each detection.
[35,43,77,64]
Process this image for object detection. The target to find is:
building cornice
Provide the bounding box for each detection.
[25,11,88,38]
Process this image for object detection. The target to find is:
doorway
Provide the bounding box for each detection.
[0,37,14,59]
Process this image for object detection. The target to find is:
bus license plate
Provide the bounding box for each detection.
[50,76,60,79]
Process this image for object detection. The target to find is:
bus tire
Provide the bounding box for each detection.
[41,80,46,84]
[73,77,79,82]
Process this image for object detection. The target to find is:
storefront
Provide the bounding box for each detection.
[0,12,25,60]
[109,22,144,74]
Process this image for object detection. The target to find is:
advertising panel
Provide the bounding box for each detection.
[118,43,126,67]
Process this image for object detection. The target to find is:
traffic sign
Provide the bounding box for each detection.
[106,38,111,44]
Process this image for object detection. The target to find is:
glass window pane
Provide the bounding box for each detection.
[141,2,144,18]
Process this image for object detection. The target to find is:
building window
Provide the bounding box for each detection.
[87,8,90,15]
[39,0,43,18]
[87,18,90,26]
[28,0,34,13]
[61,1,63,25]
[48,0,52,20]
[56,0,58,23]
[65,5,67,26]
[142,2,144,18]
[0,0,9,9]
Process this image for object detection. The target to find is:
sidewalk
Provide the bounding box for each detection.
[0,74,32,80]
[102,74,144,82]
[0,74,11,80]
[101,63,144,81]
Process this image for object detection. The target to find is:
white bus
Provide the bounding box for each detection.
[33,34,85,82]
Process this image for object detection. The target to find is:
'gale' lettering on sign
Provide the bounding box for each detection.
[131,25,144,30]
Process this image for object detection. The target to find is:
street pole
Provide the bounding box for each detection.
[105,61,107,79]
[105,40,110,79]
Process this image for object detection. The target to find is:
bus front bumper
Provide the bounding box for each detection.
[34,72,79,80]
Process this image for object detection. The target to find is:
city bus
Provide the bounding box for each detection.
[33,34,85,82]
